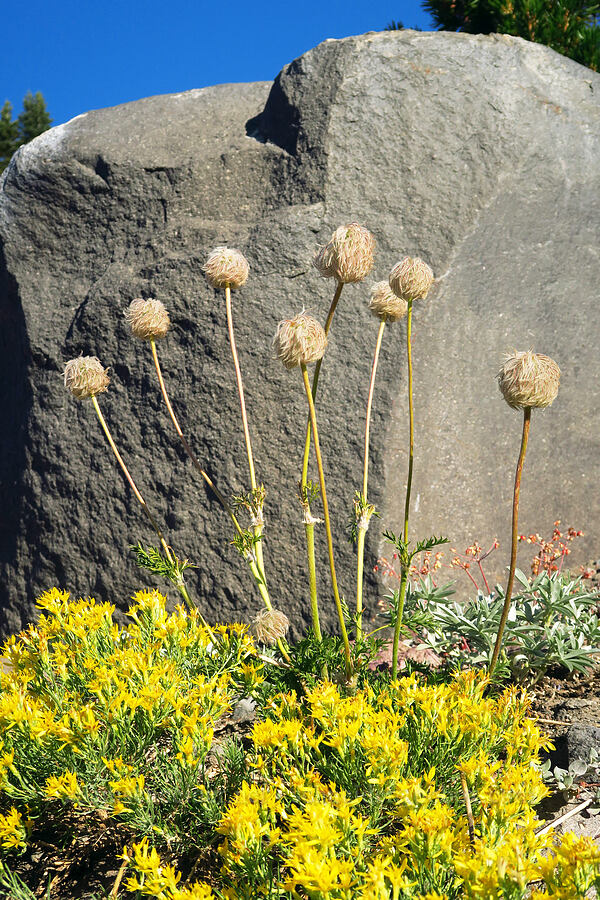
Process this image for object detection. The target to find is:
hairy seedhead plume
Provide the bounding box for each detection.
[203,247,249,290]
[274,313,328,369]
[369,281,408,322]
[125,298,170,341]
[498,350,560,410]
[389,257,434,301]
[63,357,110,399]
[251,608,290,645]
[313,223,375,284]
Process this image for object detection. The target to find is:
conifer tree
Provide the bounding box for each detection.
[0,102,19,173]
[388,0,600,70]
[17,92,52,145]
[0,92,52,174]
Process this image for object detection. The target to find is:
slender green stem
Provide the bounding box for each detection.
[301,363,352,678]
[391,569,408,679]
[403,299,414,543]
[300,281,344,487]
[224,285,267,584]
[305,521,322,641]
[489,407,531,677]
[91,396,217,641]
[356,317,386,639]
[392,300,414,678]
[299,281,343,645]
[150,339,273,615]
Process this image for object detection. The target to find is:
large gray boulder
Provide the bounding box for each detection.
[1,30,599,637]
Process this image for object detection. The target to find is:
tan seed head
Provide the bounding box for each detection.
[125,298,170,341]
[313,223,375,284]
[389,257,434,301]
[274,313,327,369]
[498,350,560,410]
[63,357,110,399]
[251,608,290,645]
[369,281,409,323]
[203,247,249,290]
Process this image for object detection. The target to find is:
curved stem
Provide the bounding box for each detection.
[356,318,386,639]
[489,407,531,677]
[403,300,414,543]
[301,363,352,679]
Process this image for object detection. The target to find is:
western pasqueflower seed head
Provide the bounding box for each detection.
[274,313,327,369]
[251,608,290,645]
[389,257,434,301]
[203,247,249,290]
[125,298,170,341]
[63,357,110,399]
[498,350,560,410]
[369,281,409,322]
[313,223,375,283]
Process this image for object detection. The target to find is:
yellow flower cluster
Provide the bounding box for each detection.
[0,807,30,851]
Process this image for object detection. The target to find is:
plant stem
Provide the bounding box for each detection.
[403,299,414,544]
[150,340,240,524]
[391,299,414,679]
[301,363,352,679]
[224,284,267,582]
[391,569,408,679]
[304,520,322,641]
[489,407,531,677]
[91,396,217,639]
[299,281,344,644]
[356,317,386,640]
[150,339,274,618]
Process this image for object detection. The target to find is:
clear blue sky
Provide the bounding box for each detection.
[1,0,434,127]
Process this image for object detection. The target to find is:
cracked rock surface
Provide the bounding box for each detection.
[0,30,599,635]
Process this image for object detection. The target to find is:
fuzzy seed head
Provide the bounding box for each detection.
[251,608,290,645]
[125,298,170,341]
[498,350,560,410]
[203,247,249,290]
[313,222,375,284]
[274,313,327,369]
[389,257,434,301]
[369,281,409,323]
[63,357,110,399]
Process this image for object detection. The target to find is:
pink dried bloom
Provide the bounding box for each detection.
[251,608,290,645]
[389,257,434,301]
[274,313,327,369]
[63,357,110,399]
[203,247,249,290]
[313,223,375,284]
[369,281,408,322]
[125,298,170,341]
[498,350,560,410]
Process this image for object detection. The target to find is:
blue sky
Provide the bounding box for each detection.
[1,0,434,127]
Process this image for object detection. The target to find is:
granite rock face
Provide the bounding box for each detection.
[1,31,599,636]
